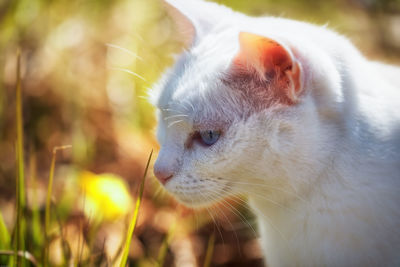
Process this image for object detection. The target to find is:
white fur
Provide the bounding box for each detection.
[151,1,400,266]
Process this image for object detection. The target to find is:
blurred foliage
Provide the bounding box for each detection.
[0,212,10,249]
[0,0,399,266]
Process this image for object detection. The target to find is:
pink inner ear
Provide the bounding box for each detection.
[233,32,303,103]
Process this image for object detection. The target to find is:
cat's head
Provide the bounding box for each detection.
[151,0,341,208]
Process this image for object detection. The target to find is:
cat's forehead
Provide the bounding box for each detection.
[156,33,238,117]
[160,30,237,89]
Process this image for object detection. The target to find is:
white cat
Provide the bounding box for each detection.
[151,0,400,266]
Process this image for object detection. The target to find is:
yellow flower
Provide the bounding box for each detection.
[79,171,132,221]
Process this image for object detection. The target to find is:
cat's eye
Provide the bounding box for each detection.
[199,130,221,146]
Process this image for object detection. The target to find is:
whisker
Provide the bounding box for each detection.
[108,67,146,81]
[180,188,200,233]
[130,32,145,43]
[161,107,186,114]
[179,101,190,113]
[212,189,258,238]
[209,196,239,245]
[183,99,195,112]
[218,179,309,204]
[206,206,225,247]
[138,95,151,101]
[167,119,184,128]
[198,191,225,247]
[163,114,189,121]
[218,191,291,252]
[105,43,143,61]
[216,186,295,258]
[198,188,258,258]
[229,204,256,235]
[224,185,296,213]
[152,185,164,199]
[254,207,290,246]
[144,87,156,98]
[209,197,242,256]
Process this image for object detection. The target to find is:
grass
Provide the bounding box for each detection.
[0,212,10,249]
[157,218,177,267]
[0,250,38,266]
[119,150,153,267]
[3,50,219,267]
[5,54,161,265]
[3,53,177,264]
[203,233,216,267]
[29,152,43,258]
[15,48,26,267]
[44,145,72,266]
[4,51,159,267]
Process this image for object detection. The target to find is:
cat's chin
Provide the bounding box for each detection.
[172,194,223,209]
[163,180,234,209]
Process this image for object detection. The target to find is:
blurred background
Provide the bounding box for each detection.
[0,0,399,266]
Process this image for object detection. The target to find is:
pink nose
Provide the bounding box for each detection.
[153,167,173,185]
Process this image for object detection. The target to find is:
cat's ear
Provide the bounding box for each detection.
[162,0,196,47]
[162,0,231,47]
[233,32,304,102]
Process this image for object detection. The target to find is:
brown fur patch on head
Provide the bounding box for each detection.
[221,66,295,114]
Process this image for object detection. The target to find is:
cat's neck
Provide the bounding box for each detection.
[249,149,400,266]
[248,114,400,266]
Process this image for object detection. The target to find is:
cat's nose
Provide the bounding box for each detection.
[154,147,180,185]
[153,165,174,185]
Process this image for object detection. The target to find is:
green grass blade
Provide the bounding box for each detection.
[10,143,18,267]
[15,49,26,267]
[29,152,43,255]
[203,233,215,267]
[0,250,38,266]
[0,212,10,249]
[54,208,71,266]
[15,49,25,222]
[156,220,177,267]
[44,145,71,267]
[119,150,153,267]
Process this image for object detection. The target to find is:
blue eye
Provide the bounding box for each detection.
[199,130,221,146]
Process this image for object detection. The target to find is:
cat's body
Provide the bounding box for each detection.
[151,0,400,266]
